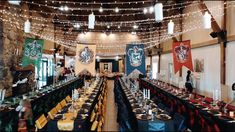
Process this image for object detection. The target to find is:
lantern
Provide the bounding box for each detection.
[154,3,163,22]
[203,11,211,29]
[168,20,174,34]
[24,20,31,33]
[88,12,95,29]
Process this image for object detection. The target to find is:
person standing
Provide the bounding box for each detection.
[185,70,193,93]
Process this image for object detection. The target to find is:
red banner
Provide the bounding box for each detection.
[172,40,193,73]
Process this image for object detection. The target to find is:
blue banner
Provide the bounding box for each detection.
[126,44,146,76]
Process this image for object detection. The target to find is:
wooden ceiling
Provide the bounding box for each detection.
[25,0,188,33]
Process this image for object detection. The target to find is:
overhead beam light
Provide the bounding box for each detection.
[115,7,119,13]
[74,23,80,28]
[131,31,136,35]
[99,7,103,13]
[8,0,21,5]
[133,25,138,29]
[59,5,69,11]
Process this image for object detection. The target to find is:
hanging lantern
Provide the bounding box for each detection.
[203,11,211,29]
[24,20,31,33]
[8,0,21,5]
[154,3,163,22]
[88,12,95,29]
[168,20,174,34]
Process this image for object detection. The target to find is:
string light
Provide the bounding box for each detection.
[115,7,119,13]
[99,7,103,13]
[149,6,154,13]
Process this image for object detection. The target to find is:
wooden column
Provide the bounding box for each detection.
[198,1,227,84]
[0,19,3,80]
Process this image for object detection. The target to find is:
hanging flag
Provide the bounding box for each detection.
[172,40,193,73]
[22,38,44,68]
[126,44,146,77]
[75,44,96,76]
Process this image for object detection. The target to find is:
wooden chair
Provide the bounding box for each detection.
[91,120,98,131]
[65,95,72,102]
[90,110,97,122]
[55,103,62,112]
[48,107,57,120]
[35,114,48,131]
[60,99,67,108]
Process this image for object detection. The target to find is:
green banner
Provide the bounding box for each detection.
[22,38,44,68]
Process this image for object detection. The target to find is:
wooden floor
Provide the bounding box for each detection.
[103,80,119,131]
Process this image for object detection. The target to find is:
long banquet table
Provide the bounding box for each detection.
[0,77,84,132]
[115,78,175,131]
[46,78,104,131]
[140,79,235,132]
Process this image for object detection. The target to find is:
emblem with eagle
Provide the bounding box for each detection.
[127,46,143,67]
[78,46,94,64]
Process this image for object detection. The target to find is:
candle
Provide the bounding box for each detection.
[149,109,152,115]
[229,111,234,117]
[148,90,150,99]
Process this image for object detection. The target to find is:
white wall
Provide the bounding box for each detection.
[160,44,220,98]
[152,56,159,79]
[226,41,235,101]
[182,44,221,98]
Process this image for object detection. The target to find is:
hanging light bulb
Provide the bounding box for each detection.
[8,0,21,5]
[115,7,119,13]
[149,6,154,13]
[24,20,31,33]
[88,12,95,29]
[168,20,174,34]
[131,31,136,35]
[107,25,110,29]
[118,25,121,29]
[99,7,103,13]
[154,3,163,22]
[59,6,64,11]
[143,8,148,14]
[74,23,80,28]
[203,11,211,29]
[64,5,69,11]
[133,24,138,29]
[115,56,119,61]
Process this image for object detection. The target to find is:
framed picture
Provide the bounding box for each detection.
[104,64,108,70]
[194,59,204,72]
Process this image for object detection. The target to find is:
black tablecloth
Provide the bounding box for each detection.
[46,78,104,131]
[114,78,175,131]
[0,78,84,131]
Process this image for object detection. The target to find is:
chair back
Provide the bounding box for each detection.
[65,95,72,102]
[173,113,185,131]
[91,121,98,131]
[48,107,57,119]
[35,114,48,130]
[60,99,67,108]
[55,103,62,112]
